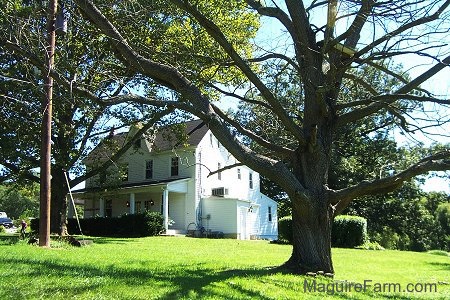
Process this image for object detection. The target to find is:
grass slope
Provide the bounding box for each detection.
[0,236,448,299]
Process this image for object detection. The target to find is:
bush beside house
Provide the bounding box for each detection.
[31,211,164,237]
[278,215,368,248]
[277,216,292,243]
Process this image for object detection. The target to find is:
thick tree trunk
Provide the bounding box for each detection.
[284,197,334,274]
[50,172,68,235]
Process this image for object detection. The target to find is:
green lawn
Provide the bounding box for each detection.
[0,236,449,299]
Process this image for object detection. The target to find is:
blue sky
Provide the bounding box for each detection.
[239,2,450,193]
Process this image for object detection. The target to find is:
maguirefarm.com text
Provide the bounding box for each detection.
[303,279,437,295]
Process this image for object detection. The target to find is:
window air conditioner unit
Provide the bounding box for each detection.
[212,187,229,197]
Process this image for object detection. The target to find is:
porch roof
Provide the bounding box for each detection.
[72,177,190,195]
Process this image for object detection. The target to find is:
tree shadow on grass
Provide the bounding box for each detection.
[0,256,278,299]
[427,261,450,271]
[0,235,19,245]
[89,237,136,244]
[2,255,446,299]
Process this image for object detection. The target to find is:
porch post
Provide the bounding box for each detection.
[130,193,135,214]
[163,188,169,232]
[99,197,105,217]
[67,195,74,218]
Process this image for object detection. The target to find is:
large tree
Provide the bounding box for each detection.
[6,0,450,273]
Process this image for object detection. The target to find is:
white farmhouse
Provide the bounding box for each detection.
[74,119,278,240]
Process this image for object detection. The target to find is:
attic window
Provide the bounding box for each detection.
[268,206,272,222]
[145,160,153,179]
[171,157,179,176]
[134,139,141,149]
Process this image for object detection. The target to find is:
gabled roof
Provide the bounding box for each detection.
[85,119,208,163]
[152,119,208,151]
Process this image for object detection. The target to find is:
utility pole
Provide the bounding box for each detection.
[39,0,58,247]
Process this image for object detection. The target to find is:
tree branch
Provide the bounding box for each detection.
[207,162,244,178]
[0,162,40,183]
[354,0,450,59]
[211,104,296,157]
[246,1,296,40]
[335,0,373,48]
[336,94,450,111]
[208,84,272,109]
[285,0,315,57]
[337,54,450,126]
[170,0,306,145]
[330,150,450,215]
[248,53,301,73]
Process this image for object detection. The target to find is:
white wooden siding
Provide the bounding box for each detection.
[184,179,197,229]
[201,198,237,234]
[255,194,278,239]
[195,132,261,202]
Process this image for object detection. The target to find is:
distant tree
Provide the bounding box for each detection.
[0,183,39,219]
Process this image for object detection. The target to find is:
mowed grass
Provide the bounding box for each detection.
[0,236,449,299]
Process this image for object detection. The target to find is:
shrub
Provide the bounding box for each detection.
[277,215,368,247]
[0,225,5,234]
[332,215,368,248]
[373,226,400,250]
[33,212,165,238]
[277,216,292,244]
[30,218,39,235]
[356,241,385,250]
[142,211,164,236]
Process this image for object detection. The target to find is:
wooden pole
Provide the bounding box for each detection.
[39,0,58,247]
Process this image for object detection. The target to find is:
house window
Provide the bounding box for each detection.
[249,172,253,189]
[268,206,272,222]
[145,160,153,179]
[136,201,142,214]
[218,163,222,180]
[210,133,214,147]
[171,157,179,176]
[237,168,241,180]
[145,200,154,211]
[133,138,141,149]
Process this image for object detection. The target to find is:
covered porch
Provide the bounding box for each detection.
[73,178,191,233]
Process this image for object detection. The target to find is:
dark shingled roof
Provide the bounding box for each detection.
[86,119,208,162]
[152,119,208,151]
